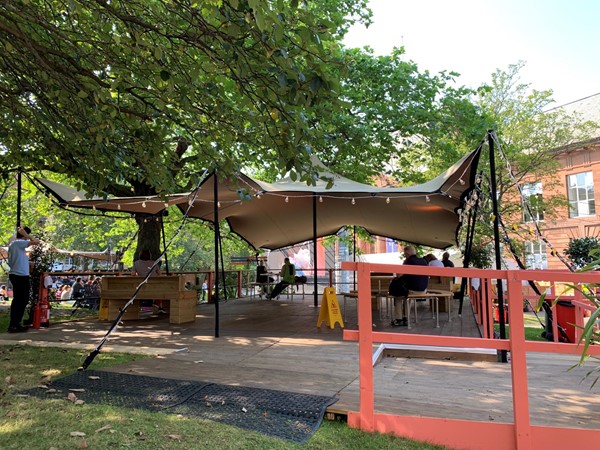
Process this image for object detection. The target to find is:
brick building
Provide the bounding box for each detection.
[522,93,600,270]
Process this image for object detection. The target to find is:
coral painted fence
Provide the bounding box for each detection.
[341,262,600,450]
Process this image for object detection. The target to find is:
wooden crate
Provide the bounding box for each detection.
[101,276,197,324]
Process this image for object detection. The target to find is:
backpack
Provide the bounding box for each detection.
[388,276,408,297]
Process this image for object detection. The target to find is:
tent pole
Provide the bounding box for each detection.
[16,168,22,229]
[353,226,356,291]
[488,130,507,362]
[458,186,480,315]
[313,194,318,307]
[160,214,169,275]
[213,171,220,338]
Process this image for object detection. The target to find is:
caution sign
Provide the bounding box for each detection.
[317,287,344,329]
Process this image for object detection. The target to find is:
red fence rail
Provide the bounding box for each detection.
[341,261,600,450]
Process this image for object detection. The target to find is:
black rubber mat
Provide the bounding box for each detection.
[23,370,337,443]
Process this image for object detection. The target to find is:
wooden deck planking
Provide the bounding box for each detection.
[4,290,600,430]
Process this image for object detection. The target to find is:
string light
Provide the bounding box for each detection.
[217,201,221,208]
[92,205,96,210]
[257,193,261,199]
[142,201,147,208]
[285,196,289,203]
[459,178,465,185]
[386,197,390,204]
[164,202,169,208]
[117,204,121,210]
[351,198,355,205]
[319,196,323,203]
[425,195,430,202]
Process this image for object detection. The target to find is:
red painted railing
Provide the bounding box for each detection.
[341,262,600,450]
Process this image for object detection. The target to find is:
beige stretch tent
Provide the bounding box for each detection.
[180,147,482,250]
[36,146,481,251]
[35,178,192,215]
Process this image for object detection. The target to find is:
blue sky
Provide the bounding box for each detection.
[343,0,600,106]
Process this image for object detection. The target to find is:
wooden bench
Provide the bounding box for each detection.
[100,275,197,324]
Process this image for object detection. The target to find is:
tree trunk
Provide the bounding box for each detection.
[134,215,162,261]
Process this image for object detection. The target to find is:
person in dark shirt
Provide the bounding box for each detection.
[390,245,428,327]
[442,251,455,268]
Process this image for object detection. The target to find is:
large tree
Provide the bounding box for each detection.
[0,0,370,256]
[1,1,487,259]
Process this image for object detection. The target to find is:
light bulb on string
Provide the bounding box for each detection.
[351,198,356,205]
[319,196,323,203]
[117,204,121,210]
[217,201,221,208]
[459,178,465,185]
[386,197,390,204]
[285,196,289,203]
[425,195,430,203]
[164,202,169,208]
[142,201,147,208]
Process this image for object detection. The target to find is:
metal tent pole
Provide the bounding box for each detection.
[488,131,507,362]
[16,169,22,229]
[160,214,170,275]
[313,194,318,307]
[213,171,220,338]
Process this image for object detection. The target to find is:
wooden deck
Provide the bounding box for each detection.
[3,291,599,431]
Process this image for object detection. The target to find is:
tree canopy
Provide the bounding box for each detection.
[0,1,487,260]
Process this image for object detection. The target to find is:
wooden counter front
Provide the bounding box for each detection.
[101,275,197,324]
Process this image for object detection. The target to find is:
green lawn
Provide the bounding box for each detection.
[494,312,547,341]
[0,345,444,450]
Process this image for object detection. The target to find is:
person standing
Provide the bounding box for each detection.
[7,226,40,333]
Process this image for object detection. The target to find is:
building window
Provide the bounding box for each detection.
[524,240,547,269]
[567,171,596,218]
[521,181,544,222]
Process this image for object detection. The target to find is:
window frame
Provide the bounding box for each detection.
[567,171,596,218]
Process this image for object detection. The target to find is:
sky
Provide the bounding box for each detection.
[343,0,600,107]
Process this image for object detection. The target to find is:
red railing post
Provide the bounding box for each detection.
[507,271,532,450]
[356,262,375,432]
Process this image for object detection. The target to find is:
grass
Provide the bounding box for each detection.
[0,345,445,450]
[0,302,97,331]
[494,311,548,341]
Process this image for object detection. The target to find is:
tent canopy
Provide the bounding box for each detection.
[36,178,192,215]
[36,147,481,250]
[182,148,481,250]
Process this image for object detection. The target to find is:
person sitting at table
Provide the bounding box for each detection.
[442,251,454,267]
[389,245,428,327]
[266,257,295,300]
[256,261,274,297]
[132,249,162,277]
[132,249,163,312]
[424,253,444,267]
